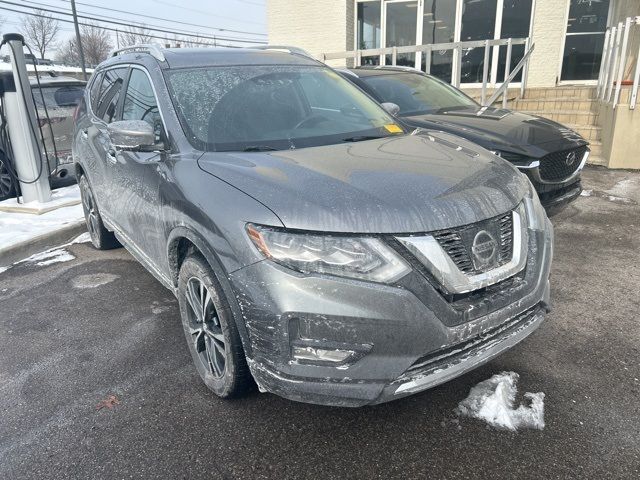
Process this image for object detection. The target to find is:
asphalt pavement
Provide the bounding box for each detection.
[1,166,639,479]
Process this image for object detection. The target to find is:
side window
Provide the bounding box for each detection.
[89,72,103,111]
[122,68,162,138]
[95,67,128,123]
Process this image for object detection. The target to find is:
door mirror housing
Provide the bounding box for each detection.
[107,120,158,152]
[381,102,400,117]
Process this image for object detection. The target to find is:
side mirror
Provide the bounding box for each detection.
[381,102,400,117]
[107,120,157,151]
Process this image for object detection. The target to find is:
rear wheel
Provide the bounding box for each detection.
[178,254,252,398]
[78,175,120,250]
[0,155,16,201]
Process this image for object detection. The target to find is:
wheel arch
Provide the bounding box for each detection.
[167,226,254,357]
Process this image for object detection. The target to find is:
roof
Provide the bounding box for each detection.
[348,67,426,78]
[103,47,321,70]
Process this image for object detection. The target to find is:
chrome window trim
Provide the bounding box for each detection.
[395,204,528,294]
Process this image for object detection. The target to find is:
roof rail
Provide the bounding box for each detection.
[111,44,165,62]
[252,45,313,58]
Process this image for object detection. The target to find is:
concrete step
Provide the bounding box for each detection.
[520,110,599,126]
[588,141,602,157]
[522,86,597,100]
[587,154,607,167]
[512,99,596,111]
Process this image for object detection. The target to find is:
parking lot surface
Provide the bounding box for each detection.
[1,167,639,479]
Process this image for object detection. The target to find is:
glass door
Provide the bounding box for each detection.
[561,0,611,81]
[383,0,420,67]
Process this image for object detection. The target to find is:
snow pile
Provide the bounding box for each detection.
[22,248,75,266]
[456,372,545,431]
[0,185,84,252]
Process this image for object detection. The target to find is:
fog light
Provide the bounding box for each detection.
[292,346,354,364]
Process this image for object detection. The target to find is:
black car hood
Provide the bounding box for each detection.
[197,131,529,234]
[403,106,588,156]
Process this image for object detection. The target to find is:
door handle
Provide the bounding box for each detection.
[106,148,117,164]
[81,129,88,139]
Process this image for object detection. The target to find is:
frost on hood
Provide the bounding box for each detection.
[456,372,545,431]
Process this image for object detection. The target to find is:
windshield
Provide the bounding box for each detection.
[165,65,404,152]
[360,72,478,116]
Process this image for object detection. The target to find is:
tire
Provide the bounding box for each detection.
[78,175,120,250]
[0,155,16,201]
[178,254,252,398]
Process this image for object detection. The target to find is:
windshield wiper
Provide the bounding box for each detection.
[342,135,385,142]
[242,145,278,152]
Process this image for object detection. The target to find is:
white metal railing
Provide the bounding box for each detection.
[320,37,534,108]
[597,16,640,110]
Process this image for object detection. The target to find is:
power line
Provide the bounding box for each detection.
[38,0,267,37]
[51,0,267,36]
[1,1,267,44]
[0,4,255,47]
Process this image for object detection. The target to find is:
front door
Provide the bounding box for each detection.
[560,0,611,81]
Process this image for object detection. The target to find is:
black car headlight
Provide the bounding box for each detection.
[246,224,410,283]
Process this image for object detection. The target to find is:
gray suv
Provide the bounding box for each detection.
[73,45,553,407]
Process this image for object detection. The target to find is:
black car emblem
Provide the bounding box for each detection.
[471,230,498,269]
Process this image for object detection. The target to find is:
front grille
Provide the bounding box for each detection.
[433,211,513,275]
[539,145,588,182]
[403,304,543,377]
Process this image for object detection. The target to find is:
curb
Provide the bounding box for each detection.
[0,221,87,266]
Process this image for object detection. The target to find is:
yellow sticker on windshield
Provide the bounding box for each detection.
[384,124,403,134]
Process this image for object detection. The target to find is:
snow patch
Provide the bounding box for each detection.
[22,248,75,266]
[580,189,592,197]
[456,372,545,431]
[0,265,9,274]
[69,232,91,244]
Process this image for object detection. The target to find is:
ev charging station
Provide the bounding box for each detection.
[0,33,52,204]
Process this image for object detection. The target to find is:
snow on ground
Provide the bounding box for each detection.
[456,372,545,431]
[21,248,75,266]
[0,185,84,253]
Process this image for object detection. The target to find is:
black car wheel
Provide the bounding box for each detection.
[178,254,252,398]
[0,155,16,201]
[79,175,120,250]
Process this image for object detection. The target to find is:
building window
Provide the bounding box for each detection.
[357,1,382,65]
[421,0,457,82]
[384,1,419,67]
[561,0,611,81]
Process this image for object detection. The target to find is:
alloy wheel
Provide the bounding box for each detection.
[185,276,227,378]
[81,181,100,238]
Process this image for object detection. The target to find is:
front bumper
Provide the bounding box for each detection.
[230,221,553,407]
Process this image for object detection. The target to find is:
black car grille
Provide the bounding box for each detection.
[539,145,588,182]
[432,211,514,274]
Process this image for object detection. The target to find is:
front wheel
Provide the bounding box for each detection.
[0,155,16,201]
[177,254,252,398]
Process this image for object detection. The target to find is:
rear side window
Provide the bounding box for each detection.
[89,72,103,111]
[95,67,128,123]
[122,68,162,133]
[33,85,85,114]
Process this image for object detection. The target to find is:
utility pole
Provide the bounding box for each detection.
[70,0,87,81]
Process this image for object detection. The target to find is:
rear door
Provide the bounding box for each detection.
[87,66,128,222]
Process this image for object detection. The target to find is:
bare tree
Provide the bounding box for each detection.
[55,23,113,67]
[118,25,153,47]
[21,10,60,59]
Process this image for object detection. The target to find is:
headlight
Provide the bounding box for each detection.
[246,224,411,283]
[523,182,548,231]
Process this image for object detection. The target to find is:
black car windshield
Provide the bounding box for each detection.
[360,72,478,116]
[165,65,404,152]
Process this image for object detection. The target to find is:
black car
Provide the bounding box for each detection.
[339,67,590,212]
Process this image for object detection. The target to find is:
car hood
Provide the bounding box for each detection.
[403,106,588,156]
[197,131,529,234]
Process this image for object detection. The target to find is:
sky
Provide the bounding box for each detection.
[0,0,267,57]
